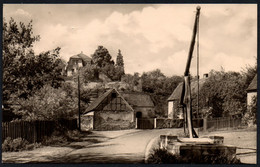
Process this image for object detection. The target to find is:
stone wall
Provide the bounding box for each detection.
[94,110,135,130]
[81,115,93,131]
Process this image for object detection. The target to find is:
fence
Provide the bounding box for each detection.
[204,117,242,131]
[154,117,241,131]
[155,118,203,129]
[136,118,155,129]
[2,119,77,143]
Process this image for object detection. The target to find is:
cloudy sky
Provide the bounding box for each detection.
[3,4,257,76]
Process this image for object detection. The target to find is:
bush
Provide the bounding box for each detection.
[2,137,41,152]
[42,129,85,145]
[147,148,180,164]
[41,130,68,146]
[65,129,84,142]
[147,148,241,164]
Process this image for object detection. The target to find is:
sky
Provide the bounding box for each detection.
[3,4,257,77]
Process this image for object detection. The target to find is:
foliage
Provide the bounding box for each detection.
[147,148,180,164]
[90,46,125,81]
[115,49,125,80]
[2,137,41,152]
[91,46,115,80]
[3,18,64,108]
[91,46,114,68]
[140,69,183,117]
[80,64,97,83]
[102,63,117,80]
[42,129,87,146]
[198,70,247,118]
[11,84,78,121]
[241,63,257,88]
[42,131,68,146]
[148,148,241,164]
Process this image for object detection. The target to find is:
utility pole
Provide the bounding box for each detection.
[197,9,200,119]
[78,70,81,131]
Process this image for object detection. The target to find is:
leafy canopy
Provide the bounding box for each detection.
[3,18,64,105]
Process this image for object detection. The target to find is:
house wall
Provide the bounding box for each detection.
[168,101,174,119]
[247,92,257,106]
[67,59,84,76]
[93,110,135,130]
[168,100,182,119]
[134,107,155,118]
[81,112,94,131]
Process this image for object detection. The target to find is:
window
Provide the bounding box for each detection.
[111,93,117,98]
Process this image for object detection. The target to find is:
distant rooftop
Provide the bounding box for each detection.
[168,78,207,101]
[70,52,91,62]
[247,74,257,92]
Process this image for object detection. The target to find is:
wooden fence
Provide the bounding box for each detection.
[155,118,203,129]
[136,118,155,129]
[204,117,242,131]
[2,119,77,143]
[154,117,241,131]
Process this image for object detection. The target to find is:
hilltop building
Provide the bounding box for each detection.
[66,52,92,76]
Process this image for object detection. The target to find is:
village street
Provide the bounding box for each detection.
[2,128,256,164]
[2,129,183,163]
[59,128,184,163]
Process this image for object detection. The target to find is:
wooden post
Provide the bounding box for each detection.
[78,74,81,131]
[135,118,138,129]
[154,118,157,129]
[203,118,207,132]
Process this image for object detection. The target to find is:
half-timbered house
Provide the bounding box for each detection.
[81,89,135,130]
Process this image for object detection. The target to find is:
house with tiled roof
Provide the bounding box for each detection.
[121,92,155,118]
[167,77,208,119]
[81,89,135,130]
[66,52,92,76]
[247,74,257,107]
[81,89,155,131]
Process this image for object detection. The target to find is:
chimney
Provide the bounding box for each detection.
[203,73,209,78]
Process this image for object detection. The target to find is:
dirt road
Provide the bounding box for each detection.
[49,129,183,163]
[2,129,182,163]
[2,128,256,164]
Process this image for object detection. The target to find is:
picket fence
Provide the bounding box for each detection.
[2,119,77,143]
[205,117,242,131]
[137,117,242,131]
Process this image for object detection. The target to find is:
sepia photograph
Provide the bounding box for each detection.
[2,3,257,164]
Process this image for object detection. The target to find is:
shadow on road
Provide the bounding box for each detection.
[43,153,144,164]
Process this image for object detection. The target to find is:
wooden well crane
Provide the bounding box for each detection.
[180,6,201,138]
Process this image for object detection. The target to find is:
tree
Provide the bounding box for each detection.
[92,46,114,68]
[141,69,183,118]
[3,18,64,107]
[11,85,78,121]
[91,46,115,80]
[80,64,97,83]
[198,70,247,118]
[115,49,125,81]
[241,63,257,88]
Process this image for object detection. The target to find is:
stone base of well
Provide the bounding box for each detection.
[159,135,236,159]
